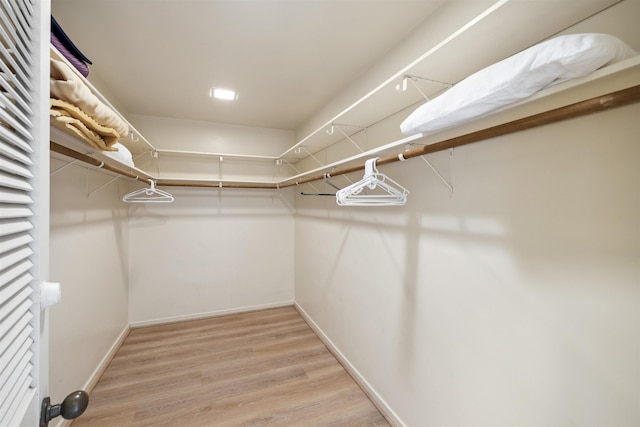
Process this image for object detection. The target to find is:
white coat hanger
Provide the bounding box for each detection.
[122,180,174,203]
[336,158,409,206]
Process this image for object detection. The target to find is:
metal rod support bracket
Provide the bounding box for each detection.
[420,149,454,197]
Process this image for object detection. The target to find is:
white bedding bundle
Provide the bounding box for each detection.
[400,33,637,136]
[103,142,135,168]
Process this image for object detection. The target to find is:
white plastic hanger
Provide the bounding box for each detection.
[122,180,174,203]
[336,158,409,206]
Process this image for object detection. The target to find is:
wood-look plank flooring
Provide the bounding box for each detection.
[72,306,390,426]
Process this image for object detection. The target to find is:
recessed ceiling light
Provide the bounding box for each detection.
[210,87,238,101]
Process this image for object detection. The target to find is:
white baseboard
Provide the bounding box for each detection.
[294,302,405,427]
[51,325,130,427]
[129,300,295,328]
[86,325,130,392]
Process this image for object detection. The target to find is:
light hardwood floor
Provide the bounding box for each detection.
[72,306,390,426]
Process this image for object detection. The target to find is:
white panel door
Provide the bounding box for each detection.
[0,0,50,426]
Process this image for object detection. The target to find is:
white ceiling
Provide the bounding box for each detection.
[51,0,446,131]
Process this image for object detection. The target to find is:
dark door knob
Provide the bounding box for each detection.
[40,390,89,427]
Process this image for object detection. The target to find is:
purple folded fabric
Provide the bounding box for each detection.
[51,32,90,77]
[52,16,92,64]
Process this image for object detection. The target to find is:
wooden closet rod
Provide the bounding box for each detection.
[50,141,152,184]
[158,180,277,190]
[279,84,640,188]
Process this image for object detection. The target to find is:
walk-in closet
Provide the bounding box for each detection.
[1,0,639,426]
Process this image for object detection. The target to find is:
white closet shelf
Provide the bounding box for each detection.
[278,55,640,186]
[50,127,152,180]
[154,149,281,163]
[49,33,640,189]
[280,44,640,169]
[50,54,640,190]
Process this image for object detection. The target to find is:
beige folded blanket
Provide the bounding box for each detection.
[50,98,119,151]
[50,58,129,138]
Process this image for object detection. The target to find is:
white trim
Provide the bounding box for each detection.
[50,325,130,427]
[294,302,405,427]
[84,326,130,393]
[155,149,280,161]
[53,415,72,427]
[129,300,294,329]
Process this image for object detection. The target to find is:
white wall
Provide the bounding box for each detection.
[49,160,130,405]
[128,186,295,325]
[125,115,296,325]
[294,101,640,426]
